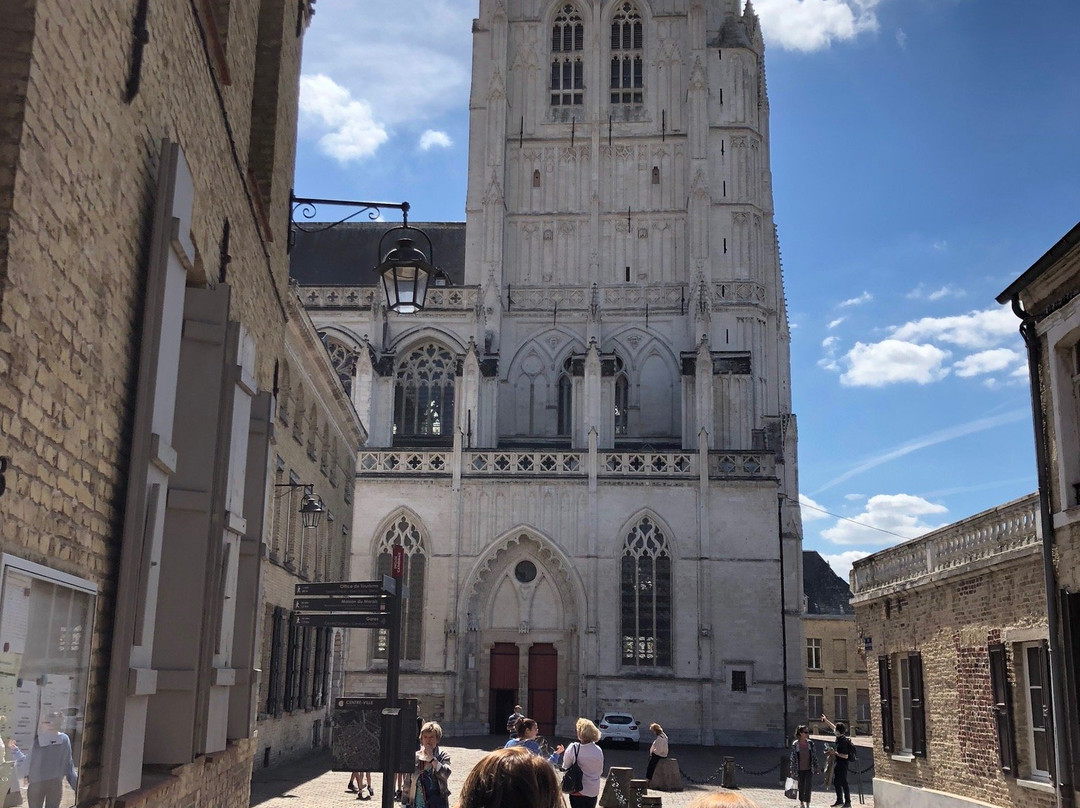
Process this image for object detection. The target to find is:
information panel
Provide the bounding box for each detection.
[330,697,418,773]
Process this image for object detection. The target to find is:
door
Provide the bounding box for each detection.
[528,643,558,737]
[489,643,519,734]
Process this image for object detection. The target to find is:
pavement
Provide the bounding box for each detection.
[250,735,875,808]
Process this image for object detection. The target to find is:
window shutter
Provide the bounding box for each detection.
[284,612,300,711]
[267,606,285,716]
[312,627,325,708]
[988,643,1016,775]
[299,626,312,710]
[909,652,927,758]
[1038,641,1056,780]
[878,655,894,752]
[1061,590,1080,783]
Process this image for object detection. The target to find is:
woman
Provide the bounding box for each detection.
[559,718,604,808]
[687,792,762,808]
[788,725,820,808]
[403,721,452,808]
[645,723,668,782]
[455,747,561,808]
[504,718,543,756]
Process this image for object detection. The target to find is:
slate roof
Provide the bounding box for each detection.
[803,551,854,616]
[289,221,467,287]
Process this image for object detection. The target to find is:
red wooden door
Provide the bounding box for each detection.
[489,643,519,734]
[528,643,558,737]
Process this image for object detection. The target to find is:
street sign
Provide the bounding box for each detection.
[392,544,405,579]
[295,580,391,597]
[296,613,390,628]
[294,596,387,613]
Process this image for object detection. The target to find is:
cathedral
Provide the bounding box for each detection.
[291,0,804,745]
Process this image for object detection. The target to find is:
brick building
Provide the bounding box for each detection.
[998,220,1080,808]
[851,494,1056,808]
[802,551,869,736]
[0,1,357,805]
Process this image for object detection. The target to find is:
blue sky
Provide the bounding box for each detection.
[293,0,1080,581]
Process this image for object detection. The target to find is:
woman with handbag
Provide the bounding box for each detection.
[558,718,604,808]
[787,726,820,808]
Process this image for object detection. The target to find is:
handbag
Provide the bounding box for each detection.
[561,743,584,794]
[783,776,798,799]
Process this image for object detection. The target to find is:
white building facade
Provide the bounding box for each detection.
[292,0,803,745]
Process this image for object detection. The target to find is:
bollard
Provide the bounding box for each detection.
[721,756,736,789]
[630,778,650,808]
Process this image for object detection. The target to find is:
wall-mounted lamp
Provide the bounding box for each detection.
[275,481,325,529]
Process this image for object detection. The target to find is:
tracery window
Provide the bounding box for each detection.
[551,4,584,107]
[621,516,671,666]
[614,358,629,436]
[393,343,456,444]
[321,332,359,396]
[610,2,643,105]
[373,516,426,661]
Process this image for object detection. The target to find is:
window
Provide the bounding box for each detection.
[856,688,871,724]
[899,656,913,750]
[557,358,573,436]
[807,688,823,721]
[321,333,358,396]
[621,517,671,667]
[731,670,747,692]
[551,4,584,107]
[393,343,456,444]
[374,516,427,662]
[988,643,1017,775]
[614,370,629,436]
[897,652,926,756]
[834,688,849,722]
[806,638,822,670]
[610,2,643,104]
[1023,642,1052,778]
[832,638,848,672]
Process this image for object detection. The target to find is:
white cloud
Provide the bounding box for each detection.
[821,494,948,546]
[895,28,907,50]
[840,339,951,387]
[799,494,830,522]
[754,0,881,52]
[890,306,1019,350]
[827,317,846,329]
[839,291,873,308]
[932,240,948,251]
[818,335,840,371]
[906,283,966,301]
[844,493,865,502]
[419,130,453,151]
[299,74,388,162]
[953,348,1024,378]
[822,550,870,582]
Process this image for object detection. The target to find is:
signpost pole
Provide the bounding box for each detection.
[382,545,405,808]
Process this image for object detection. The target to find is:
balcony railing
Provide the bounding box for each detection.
[301,285,479,310]
[850,493,1040,596]
[355,448,775,481]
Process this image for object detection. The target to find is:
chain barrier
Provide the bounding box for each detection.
[607,772,629,808]
[676,762,726,785]
[735,760,783,777]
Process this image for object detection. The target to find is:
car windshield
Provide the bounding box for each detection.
[604,715,633,724]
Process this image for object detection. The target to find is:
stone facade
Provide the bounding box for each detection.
[0,1,339,806]
[293,0,804,747]
[998,220,1080,808]
[852,494,1057,808]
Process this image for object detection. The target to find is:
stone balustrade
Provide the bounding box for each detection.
[355,448,775,480]
[850,493,1040,596]
[300,285,479,310]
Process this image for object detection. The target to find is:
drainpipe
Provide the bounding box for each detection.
[1010,297,1075,808]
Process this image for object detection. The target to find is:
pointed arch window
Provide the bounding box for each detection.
[557,357,574,436]
[393,343,456,445]
[613,356,629,436]
[610,2,643,105]
[551,4,584,107]
[374,516,426,661]
[621,516,671,666]
[320,332,359,396]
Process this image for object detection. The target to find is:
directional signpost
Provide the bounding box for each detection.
[294,545,407,808]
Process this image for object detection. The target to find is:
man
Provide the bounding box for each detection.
[820,713,854,808]
[24,712,77,808]
[506,705,524,736]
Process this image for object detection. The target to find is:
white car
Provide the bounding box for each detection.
[598,712,640,748]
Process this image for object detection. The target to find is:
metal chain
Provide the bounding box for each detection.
[677,762,726,785]
[735,760,783,777]
[608,773,629,807]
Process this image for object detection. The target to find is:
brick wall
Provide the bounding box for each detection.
[855,551,1054,808]
[0,0,313,804]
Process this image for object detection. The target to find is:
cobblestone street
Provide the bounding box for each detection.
[250,736,875,808]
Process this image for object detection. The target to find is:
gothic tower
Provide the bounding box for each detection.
[292,0,803,745]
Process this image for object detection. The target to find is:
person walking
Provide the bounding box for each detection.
[820,714,854,808]
[403,722,451,808]
[788,725,820,808]
[455,746,562,808]
[558,718,604,808]
[505,705,524,736]
[645,723,668,782]
[23,713,77,808]
[347,770,373,800]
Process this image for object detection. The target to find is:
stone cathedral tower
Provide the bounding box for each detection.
[292,0,803,745]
